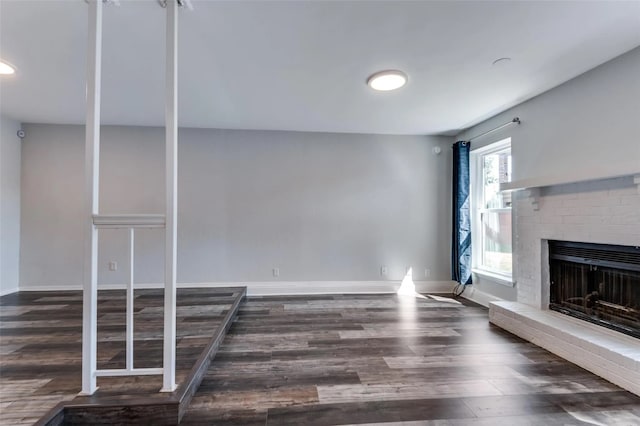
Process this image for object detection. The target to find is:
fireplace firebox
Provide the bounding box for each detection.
[549,240,640,339]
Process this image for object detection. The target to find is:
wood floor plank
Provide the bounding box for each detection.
[188,385,319,411]
[338,328,461,339]
[356,365,524,385]
[180,408,267,426]
[382,353,536,369]
[316,380,504,404]
[265,397,477,425]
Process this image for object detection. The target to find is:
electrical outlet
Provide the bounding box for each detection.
[109,261,117,272]
[272,268,280,278]
[380,265,388,276]
[424,268,431,278]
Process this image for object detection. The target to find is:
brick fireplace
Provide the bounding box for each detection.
[489,174,640,396]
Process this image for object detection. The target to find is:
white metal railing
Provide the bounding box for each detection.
[82,0,187,396]
[93,217,165,379]
[93,214,166,228]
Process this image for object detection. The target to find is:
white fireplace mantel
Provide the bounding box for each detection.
[500,170,640,193]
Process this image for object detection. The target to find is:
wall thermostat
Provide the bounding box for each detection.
[17,129,25,139]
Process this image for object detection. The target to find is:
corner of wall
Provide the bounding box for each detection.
[460,284,508,308]
[0,114,22,296]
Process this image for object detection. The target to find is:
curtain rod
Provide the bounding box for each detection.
[467,117,520,142]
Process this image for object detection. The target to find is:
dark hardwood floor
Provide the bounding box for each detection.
[2,291,639,425]
[0,288,242,425]
[181,293,640,426]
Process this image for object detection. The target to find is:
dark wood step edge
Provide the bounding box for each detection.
[35,287,247,426]
[175,286,246,421]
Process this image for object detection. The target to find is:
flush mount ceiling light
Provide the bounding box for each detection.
[0,60,16,75]
[367,70,407,91]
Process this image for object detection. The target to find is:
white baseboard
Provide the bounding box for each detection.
[459,285,506,308]
[18,283,159,292]
[0,287,19,297]
[18,280,457,297]
[240,280,456,296]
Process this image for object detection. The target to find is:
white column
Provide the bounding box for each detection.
[81,0,102,396]
[126,228,135,371]
[162,0,178,393]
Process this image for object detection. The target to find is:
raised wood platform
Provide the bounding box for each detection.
[0,287,245,425]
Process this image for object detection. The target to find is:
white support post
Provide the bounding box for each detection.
[161,0,178,393]
[81,0,102,396]
[126,228,135,371]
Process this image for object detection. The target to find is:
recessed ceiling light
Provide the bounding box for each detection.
[0,60,16,75]
[367,70,407,91]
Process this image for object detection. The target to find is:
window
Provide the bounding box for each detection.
[471,138,513,280]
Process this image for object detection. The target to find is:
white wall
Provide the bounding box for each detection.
[456,47,640,304]
[459,46,640,184]
[19,125,452,290]
[0,115,21,296]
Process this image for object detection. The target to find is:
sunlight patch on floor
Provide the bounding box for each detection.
[397,267,461,305]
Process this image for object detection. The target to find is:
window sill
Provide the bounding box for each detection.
[472,268,515,287]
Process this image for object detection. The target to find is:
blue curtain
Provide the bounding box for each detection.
[451,141,472,285]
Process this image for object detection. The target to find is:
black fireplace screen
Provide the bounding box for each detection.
[549,241,640,339]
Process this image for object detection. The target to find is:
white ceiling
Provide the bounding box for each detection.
[1,0,639,135]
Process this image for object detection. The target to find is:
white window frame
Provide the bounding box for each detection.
[470,138,514,286]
